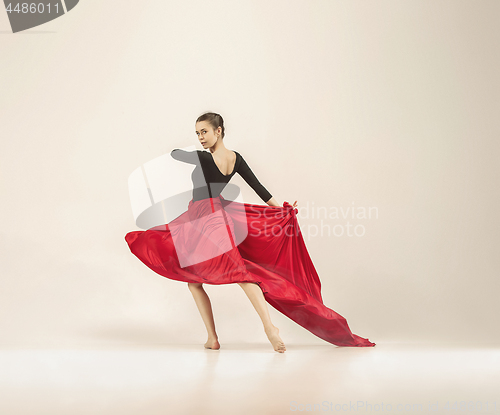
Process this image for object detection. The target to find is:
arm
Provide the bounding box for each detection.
[265,196,280,207]
[237,154,274,204]
[170,148,201,165]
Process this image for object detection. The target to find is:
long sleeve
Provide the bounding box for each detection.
[170,149,201,165]
[237,154,273,203]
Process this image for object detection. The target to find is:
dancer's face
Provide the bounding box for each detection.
[195,121,221,149]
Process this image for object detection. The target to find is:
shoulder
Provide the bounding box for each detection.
[231,150,243,166]
[232,150,243,161]
[225,149,240,164]
[233,151,252,173]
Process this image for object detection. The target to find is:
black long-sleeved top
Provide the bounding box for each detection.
[170,149,273,203]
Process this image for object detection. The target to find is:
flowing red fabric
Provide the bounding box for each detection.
[125,195,375,347]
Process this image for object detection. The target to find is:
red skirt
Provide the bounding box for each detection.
[125,195,375,347]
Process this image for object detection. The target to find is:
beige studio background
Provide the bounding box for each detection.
[0,0,499,349]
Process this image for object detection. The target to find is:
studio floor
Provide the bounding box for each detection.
[1,342,499,415]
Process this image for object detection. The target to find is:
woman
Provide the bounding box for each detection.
[125,112,375,353]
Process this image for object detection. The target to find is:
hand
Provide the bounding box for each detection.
[282,200,299,210]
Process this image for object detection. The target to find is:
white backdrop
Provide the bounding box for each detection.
[1,0,499,349]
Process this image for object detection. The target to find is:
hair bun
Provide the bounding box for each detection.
[196,112,225,139]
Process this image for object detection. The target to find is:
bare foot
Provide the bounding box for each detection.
[265,325,286,353]
[204,337,220,350]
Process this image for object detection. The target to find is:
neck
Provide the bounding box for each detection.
[209,139,225,154]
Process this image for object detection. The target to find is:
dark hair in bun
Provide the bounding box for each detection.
[196,112,225,139]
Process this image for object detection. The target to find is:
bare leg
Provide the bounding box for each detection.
[237,282,286,353]
[187,283,220,350]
